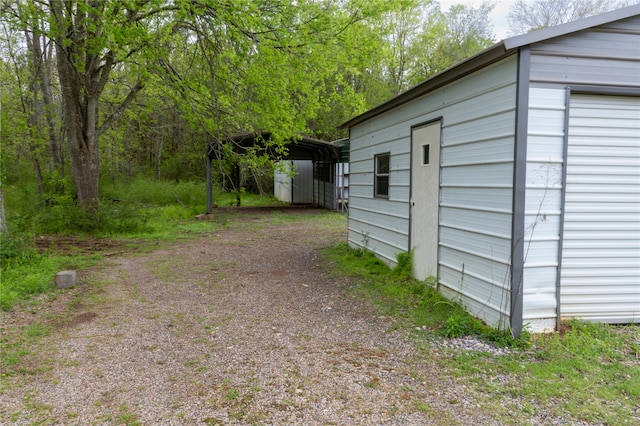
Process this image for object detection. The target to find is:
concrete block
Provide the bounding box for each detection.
[56,270,78,289]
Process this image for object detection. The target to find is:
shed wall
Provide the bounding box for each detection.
[522,15,640,331]
[274,161,293,204]
[561,94,640,323]
[349,55,518,328]
[292,160,314,204]
[529,16,640,87]
[522,88,566,332]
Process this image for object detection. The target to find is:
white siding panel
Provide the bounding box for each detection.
[440,226,511,262]
[524,214,561,241]
[531,55,640,86]
[441,163,513,186]
[441,137,514,164]
[440,207,512,237]
[349,197,409,219]
[437,57,517,329]
[524,135,564,161]
[439,246,510,282]
[522,88,566,332]
[292,160,313,204]
[530,16,640,86]
[533,29,640,59]
[524,240,561,266]
[561,94,640,324]
[274,161,293,203]
[441,187,512,212]
[443,112,515,147]
[523,265,557,322]
[440,266,510,310]
[439,285,506,328]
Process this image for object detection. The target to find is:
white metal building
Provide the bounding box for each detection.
[274,160,315,204]
[340,6,640,335]
[206,132,340,210]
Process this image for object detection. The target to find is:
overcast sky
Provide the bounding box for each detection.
[439,0,518,40]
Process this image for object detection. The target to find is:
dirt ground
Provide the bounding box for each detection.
[1,208,501,425]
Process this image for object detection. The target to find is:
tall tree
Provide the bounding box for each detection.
[406,1,495,85]
[47,0,171,210]
[3,0,175,210]
[508,0,633,35]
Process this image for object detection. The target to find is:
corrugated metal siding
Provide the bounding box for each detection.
[522,88,566,332]
[523,15,640,330]
[292,160,313,204]
[348,55,518,328]
[274,161,293,203]
[316,178,336,209]
[530,16,640,86]
[336,163,349,205]
[561,94,640,323]
[438,62,517,329]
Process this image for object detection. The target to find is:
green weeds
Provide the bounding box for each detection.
[1,178,293,311]
[323,243,516,344]
[323,242,640,424]
[0,322,52,376]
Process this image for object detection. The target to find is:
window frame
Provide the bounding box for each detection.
[374,152,390,198]
[421,143,430,166]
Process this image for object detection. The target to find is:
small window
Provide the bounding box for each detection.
[374,153,390,198]
[422,144,430,166]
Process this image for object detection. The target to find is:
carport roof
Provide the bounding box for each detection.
[209,132,340,161]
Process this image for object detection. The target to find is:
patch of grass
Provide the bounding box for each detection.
[323,243,504,340]
[0,322,52,376]
[0,244,100,312]
[225,388,240,400]
[323,242,640,424]
[446,321,640,424]
[116,405,142,426]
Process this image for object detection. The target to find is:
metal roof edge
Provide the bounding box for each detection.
[209,131,339,160]
[503,4,640,50]
[339,4,640,130]
[338,43,511,129]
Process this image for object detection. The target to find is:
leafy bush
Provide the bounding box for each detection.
[442,312,475,338]
[0,251,58,311]
[0,232,22,261]
[35,198,149,235]
[101,177,206,207]
[392,250,412,279]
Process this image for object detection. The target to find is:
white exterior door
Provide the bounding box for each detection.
[561,94,640,323]
[411,121,441,280]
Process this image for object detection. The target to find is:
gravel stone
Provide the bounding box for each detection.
[0,209,509,424]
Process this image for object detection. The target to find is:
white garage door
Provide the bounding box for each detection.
[561,94,640,323]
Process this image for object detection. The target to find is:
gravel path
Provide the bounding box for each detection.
[0,208,500,425]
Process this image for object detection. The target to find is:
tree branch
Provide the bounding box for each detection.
[97,81,144,137]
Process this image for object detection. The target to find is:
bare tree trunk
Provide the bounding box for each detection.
[23,29,46,198]
[35,34,63,174]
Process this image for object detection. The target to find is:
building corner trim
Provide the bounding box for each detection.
[510,47,531,337]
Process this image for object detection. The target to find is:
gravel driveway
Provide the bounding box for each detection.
[1,208,500,425]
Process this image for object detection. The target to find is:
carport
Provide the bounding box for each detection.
[206,132,340,212]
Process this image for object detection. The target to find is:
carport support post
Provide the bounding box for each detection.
[235,164,241,207]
